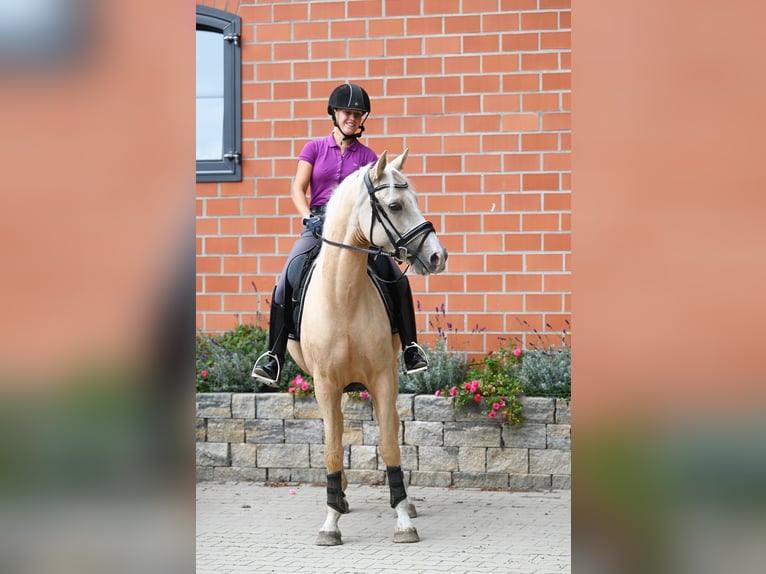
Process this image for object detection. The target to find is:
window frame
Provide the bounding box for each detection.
[196,5,242,183]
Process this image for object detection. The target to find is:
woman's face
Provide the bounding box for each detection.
[334,108,364,133]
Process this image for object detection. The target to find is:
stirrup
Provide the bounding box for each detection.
[251,351,280,387]
[402,342,429,375]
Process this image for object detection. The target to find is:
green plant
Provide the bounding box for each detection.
[518,345,571,398]
[195,323,307,392]
[452,340,524,424]
[398,338,468,395]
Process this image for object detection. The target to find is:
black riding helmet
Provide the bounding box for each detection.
[327,82,370,140]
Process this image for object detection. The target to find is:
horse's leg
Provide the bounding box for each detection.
[315,383,346,546]
[373,387,420,543]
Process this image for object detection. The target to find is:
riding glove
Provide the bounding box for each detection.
[302,214,324,237]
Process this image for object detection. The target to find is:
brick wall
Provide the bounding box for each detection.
[196,0,571,359]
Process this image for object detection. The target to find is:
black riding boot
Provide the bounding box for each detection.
[251,288,290,388]
[392,277,429,374]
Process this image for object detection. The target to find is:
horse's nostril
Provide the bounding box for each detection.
[430,251,444,270]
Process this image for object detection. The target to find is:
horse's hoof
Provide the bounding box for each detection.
[393,527,420,543]
[407,502,417,518]
[315,531,342,546]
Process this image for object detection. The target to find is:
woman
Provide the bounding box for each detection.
[252,82,429,387]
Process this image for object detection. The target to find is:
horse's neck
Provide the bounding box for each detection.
[317,182,370,306]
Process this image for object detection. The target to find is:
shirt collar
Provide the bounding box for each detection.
[326,132,358,151]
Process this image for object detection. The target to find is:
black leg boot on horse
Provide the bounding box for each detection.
[392,276,429,375]
[252,286,291,388]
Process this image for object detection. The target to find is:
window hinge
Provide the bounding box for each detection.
[224,151,241,164]
[224,33,240,46]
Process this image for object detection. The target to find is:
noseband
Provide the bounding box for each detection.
[321,169,436,267]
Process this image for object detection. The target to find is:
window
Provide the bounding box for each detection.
[196,6,241,182]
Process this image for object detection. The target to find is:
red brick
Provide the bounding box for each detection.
[463,34,500,53]
[406,56,443,76]
[408,96,444,115]
[464,154,502,173]
[463,74,501,93]
[241,236,276,255]
[348,0,383,18]
[466,233,504,252]
[309,1,348,20]
[196,218,217,235]
[481,12,520,32]
[388,77,423,95]
[526,293,562,312]
[543,233,570,251]
[522,173,559,191]
[206,198,240,217]
[426,155,462,173]
[349,39,385,57]
[425,75,461,94]
[385,0,421,16]
[369,57,404,77]
[541,31,571,50]
[501,33,539,52]
[196,294,220,312]
[220,217,254,235]
[525,253,564,271]
[444,15,481,34]
[424,193,463,214]
[521,93,560,111]
[502,113,539,131]
[442,134,480,153]
[206,276,240,293]
[406,16,443,36]
[255,23,291,43]
[331,20,368,38]
[310,40,347,60]
[543,275,571,293]
[522,213,559,231]
[542,72,570,91]
[444,55,482,75]
[542,112,570,130]
[424,36,462,54]
[445,174,481,193]
[467,274,503,291]
[444,95,482,114]
[503,73,540,93]
[505,273,543,292]
[273,2,309,22]
[465,114,501,132]
[444,254,485,273]
[255,62,292,81]
[369,17,404,37]
[543,192,571,211]
[293,22,329,40]
[222,256,258,274]
[483,94,521,113]
[543,153,571,171]
[484,173,521,192]
[521,53,559,71]
[521,12,559,30]
[521,133,558,151]
[482,54,519,73]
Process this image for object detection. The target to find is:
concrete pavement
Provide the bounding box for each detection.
[196,481,570,573]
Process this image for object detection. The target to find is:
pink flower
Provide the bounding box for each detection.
[287,387,294,393]
[301,382,309,391]
[473,393,482,403]
[488,410,497,419]
[463,382,471,391]
[434,389,441,397]
[200,370,208,378]
[449,386,457,397]
[359,391,369,400]
[513,348,522,357]
[470,380,479,393]
[499,399,506,408]
[492,402,500,410]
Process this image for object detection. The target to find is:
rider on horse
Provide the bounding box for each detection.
[252,82,430,387]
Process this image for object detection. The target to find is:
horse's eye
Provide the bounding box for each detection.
[388,203,402,212]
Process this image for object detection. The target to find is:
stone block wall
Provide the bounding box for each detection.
[196,393,570,490]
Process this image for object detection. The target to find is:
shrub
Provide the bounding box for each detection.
[452,341,524,424]
[398,339,468,395]
[195,323,307,392]
[518,345,571,398]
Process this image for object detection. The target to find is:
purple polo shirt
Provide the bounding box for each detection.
[298,133,378,208]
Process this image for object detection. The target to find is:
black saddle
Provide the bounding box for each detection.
[286,246,397,342]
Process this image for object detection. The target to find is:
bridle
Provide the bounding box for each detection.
[321,169,436,268]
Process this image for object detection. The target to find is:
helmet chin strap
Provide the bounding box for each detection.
[333,113,369,140]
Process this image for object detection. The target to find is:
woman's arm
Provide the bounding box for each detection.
[291,159,313,219]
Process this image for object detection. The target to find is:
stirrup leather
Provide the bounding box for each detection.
[402,342,429,375]
[251,351,280,387]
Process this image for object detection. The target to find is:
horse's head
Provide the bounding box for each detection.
[362,149,448,275]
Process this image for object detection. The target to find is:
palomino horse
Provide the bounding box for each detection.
[286,149,448,545]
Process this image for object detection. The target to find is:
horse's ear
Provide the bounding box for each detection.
[371,150,388,184]
[389,148,408,172]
